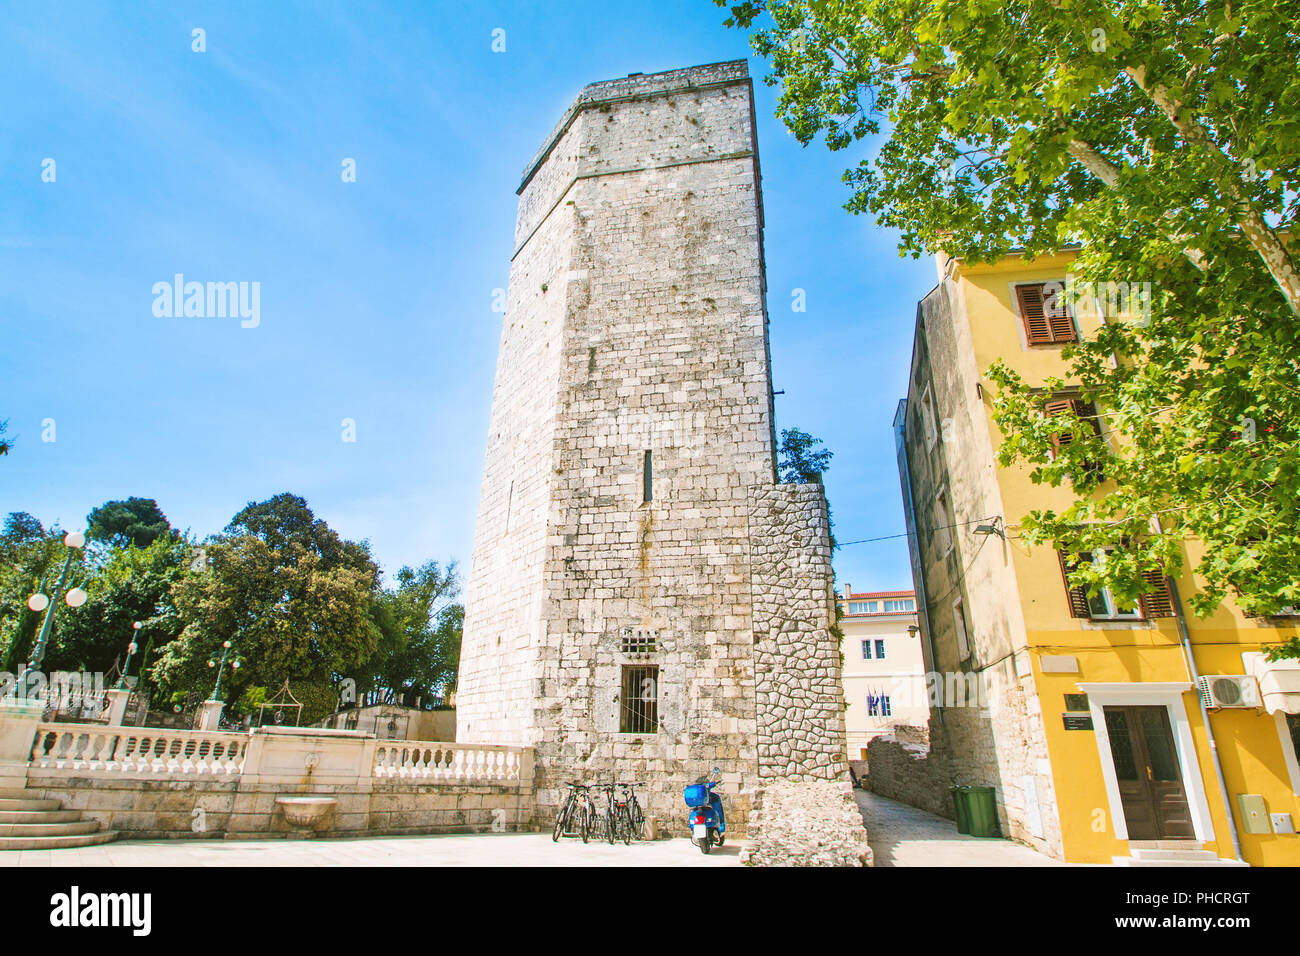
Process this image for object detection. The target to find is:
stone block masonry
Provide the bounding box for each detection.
[456,62,868,861]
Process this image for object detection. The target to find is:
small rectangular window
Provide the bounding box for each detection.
[952,599,971,662]
[875,639,886,660]
[861,640,872,660]
[935,489,954,554]
[1015,281,1077,345]
[866,692,892,718]
[642,450,652,503]
[919,386,939,448]
[620,665,658,733]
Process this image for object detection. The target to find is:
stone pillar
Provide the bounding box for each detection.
[105,688,132,727]
[0,697,44,790]
[196,699,225,731]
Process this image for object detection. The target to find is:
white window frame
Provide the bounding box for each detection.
[860,639,872,660]
[1277,711,1300,796]
[952,598,971,662]
[1082,548,1141,620]
[935,486,954,556]
[919,385,938,450]
[875,639,886,660]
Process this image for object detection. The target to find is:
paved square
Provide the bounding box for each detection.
[0,833,747,867]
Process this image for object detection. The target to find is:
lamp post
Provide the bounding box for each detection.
[207,641,240,702]
[19,531,88,696]
[117,621,143,691]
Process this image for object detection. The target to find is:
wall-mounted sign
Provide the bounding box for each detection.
[1064,693,1089,712]
[1062,713,1094,731]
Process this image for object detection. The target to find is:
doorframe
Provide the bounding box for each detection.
[1076,682,1215,842]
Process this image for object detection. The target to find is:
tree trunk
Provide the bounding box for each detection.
[1125,65,1300,318]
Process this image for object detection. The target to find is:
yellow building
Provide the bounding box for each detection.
[836,587,924,760]
[885,250,1300,865]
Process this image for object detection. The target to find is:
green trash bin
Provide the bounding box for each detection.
[965,786,1001,838]
[950,786,972,834]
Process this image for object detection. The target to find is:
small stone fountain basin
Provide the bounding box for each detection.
[276,796,337,829]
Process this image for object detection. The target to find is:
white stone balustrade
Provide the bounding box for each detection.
[372,741,530,782]
[29,723,248,775]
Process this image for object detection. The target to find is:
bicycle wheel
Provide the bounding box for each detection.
[552,803,567,842]
[605,809,616,844]
[579,807,589,844]
[620,808,632,845]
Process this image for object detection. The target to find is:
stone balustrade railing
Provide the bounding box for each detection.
[372,741,530,782]
[27,723,532,786]
[30,723,249,776]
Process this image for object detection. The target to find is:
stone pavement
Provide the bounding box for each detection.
[855,789,1066,867]
[0,832,746,867]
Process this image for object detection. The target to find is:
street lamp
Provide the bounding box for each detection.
[20,531,87,694]
[208,641,240,701]
[117,621,143,690]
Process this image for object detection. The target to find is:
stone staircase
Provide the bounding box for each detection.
[0,787,117,850]
[1114,840,1248,867]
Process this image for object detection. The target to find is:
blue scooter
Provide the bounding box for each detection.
[683,767,725,854]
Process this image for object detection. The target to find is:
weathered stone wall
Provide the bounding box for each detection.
[743,485,871,864]
[866,727,953,819]
[27,775,532,840]
[748,484,844,781]
[741,780,871,867]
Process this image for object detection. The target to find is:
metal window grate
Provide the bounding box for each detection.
[620,665,658,734]
[620,627,657,655]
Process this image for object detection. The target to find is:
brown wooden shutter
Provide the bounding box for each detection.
[1016,284,1053,344]
[1045,399,1075,455]
[1074,400,1106,479]
[1016,282,1077,344]
[1058,550,1091,618]
[1045,283,1077,342]
[1137,570,1176,618]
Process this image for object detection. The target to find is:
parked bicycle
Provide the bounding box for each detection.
[619,781,646,841]
[552,782,596,843]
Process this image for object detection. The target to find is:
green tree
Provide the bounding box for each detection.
[778,427,833,484]
[86,497,172,549]
[0,522,67,672]
[361,561,462,706]
[47,535,193,680]
[153,495,381,718]
[2,512,44,545]
[721,1,1300,629]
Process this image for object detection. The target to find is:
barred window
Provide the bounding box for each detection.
[620,665,658,734]
[620,627,657,654]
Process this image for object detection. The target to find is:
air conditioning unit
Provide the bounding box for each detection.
[1198,675,1262,709]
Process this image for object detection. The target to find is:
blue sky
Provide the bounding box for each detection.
[1,0,935,593]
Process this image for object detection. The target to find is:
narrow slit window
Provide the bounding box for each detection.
[504,480,514,535]
[642,450,652,503]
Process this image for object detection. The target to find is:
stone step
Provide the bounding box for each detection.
[0,788,34,800]
[0,810,83,825]
[0,820,100,837]
[0,797,59,812]
[1130,847,1221,861]
[0,830,117,851]
[1115,858,1249,867]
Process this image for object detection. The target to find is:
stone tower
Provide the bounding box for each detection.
[456,61,853,836]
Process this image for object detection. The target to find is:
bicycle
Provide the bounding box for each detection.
[600,781,634,845]
[552,782,594,843]
[618,781,646,841]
